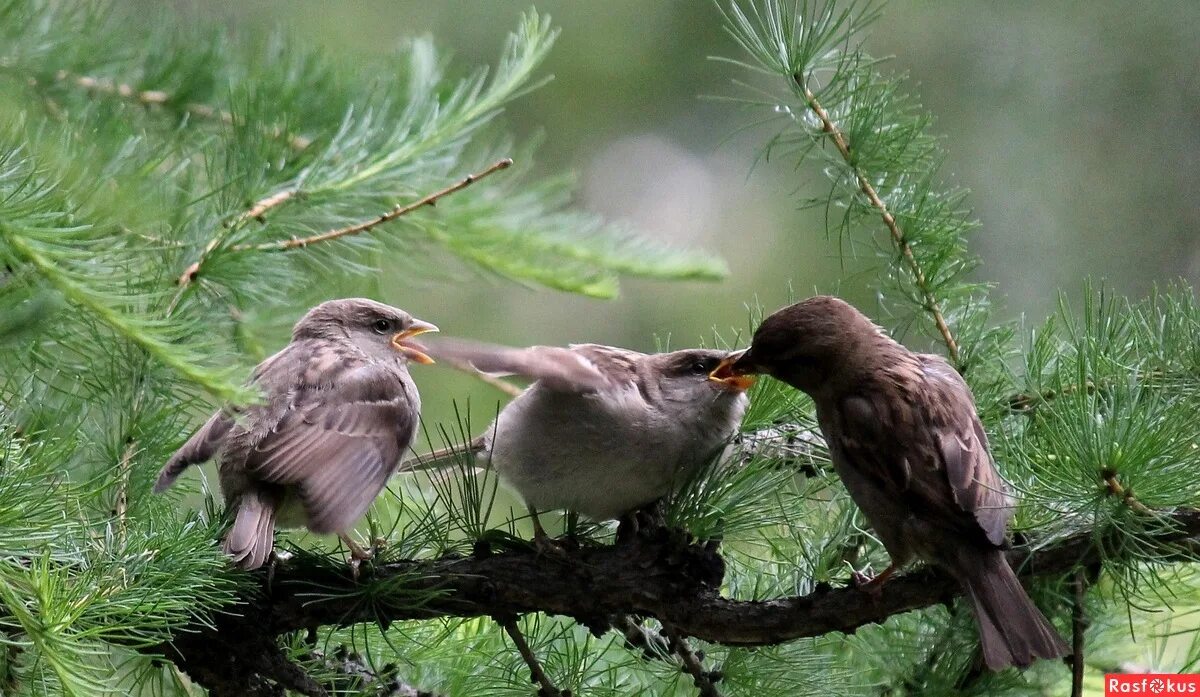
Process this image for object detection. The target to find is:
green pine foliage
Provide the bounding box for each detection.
[0,0,1196,695]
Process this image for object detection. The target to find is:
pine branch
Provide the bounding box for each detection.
[665,627,723,697]
[1101,470,1154,515]
[240,158,513,253]
[113,439,137,545]
[718,0,995,369]
[171,158,513,303]
[28,69,313,150]
[150,508,1200,693]
[793,76,959,364]
[0,215,245,401]
[498,616,564,697]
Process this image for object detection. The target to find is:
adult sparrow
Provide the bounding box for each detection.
[408,340,754,542]
[710,296,1068,670]
[154,298,437,570]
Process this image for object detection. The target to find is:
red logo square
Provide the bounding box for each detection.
[1105,674,1200,695]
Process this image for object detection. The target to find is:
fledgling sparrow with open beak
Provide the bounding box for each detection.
[407,340,755,543]
[154,298,438,570]
[710,296,1068,671]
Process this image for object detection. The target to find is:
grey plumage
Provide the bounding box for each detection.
[724,296,1068,670]
[415,341,751,522]
[155,298,435,569]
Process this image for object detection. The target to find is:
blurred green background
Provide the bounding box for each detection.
[158,1,1200,440]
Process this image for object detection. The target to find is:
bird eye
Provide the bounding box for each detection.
[690,359,714,375]
[371,318,393,335]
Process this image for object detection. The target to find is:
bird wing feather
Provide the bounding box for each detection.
[919,355,1012,545]
[422,338,616,393]
[153,409,236,492]
[833,354,1011,547]
[245,359,416,534]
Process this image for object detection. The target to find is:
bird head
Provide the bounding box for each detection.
[709,296,884,394]
[293,298,438,365]
[640,348,753,442]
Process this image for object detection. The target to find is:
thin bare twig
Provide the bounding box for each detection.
[794,74,960,366]
[665,626,722,697]
[169,188,299,309]
[242,189,298,223]
[37,70,312,150]
[114,440,137,544]
[169,158,513,312]
[498,617,564,697]
[237,158,513,253]
[1071,570,1087,697]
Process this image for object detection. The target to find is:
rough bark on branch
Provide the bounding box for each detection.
[158,509,1200,693]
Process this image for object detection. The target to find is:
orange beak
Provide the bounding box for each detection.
[391,319,439,365]
[708,349,756,392]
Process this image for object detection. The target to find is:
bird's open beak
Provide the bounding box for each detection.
[708,349,756,392]
[392,319,439,365]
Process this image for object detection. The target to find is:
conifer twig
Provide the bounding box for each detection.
[794,74,960,366]
[311,646,442,697]
[169,158,513,310]
[1071,570,1087,697]
[665,626,722,697]
[242,189,299,223]
[1007,369,1168,413]
[237,158,513,253]
[222,507,1200,648]
[114,439,137,544]
[1101,469,1154,514]
[36,70,313,150]
[498,616,563,697]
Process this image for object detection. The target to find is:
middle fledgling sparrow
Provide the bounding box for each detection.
[711,296,1069,670]
[154,298,438,570]
[407,340,754,542]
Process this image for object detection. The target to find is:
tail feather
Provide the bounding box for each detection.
[396,437,487,474]
[222,489,279,570]
[957,549,1070,670]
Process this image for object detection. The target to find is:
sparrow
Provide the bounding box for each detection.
[154,298,437,570]
[406,340,754,542]
[710,296,1068,670]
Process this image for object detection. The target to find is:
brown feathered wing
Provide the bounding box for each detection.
[244,362,417,534]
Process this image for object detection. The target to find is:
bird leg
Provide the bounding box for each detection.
[565,511,579,542]
[340,533,374,579]
[265,549,294,592]
[528,506,561,556]
[851,562,899,598]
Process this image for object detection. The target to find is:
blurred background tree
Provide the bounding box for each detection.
[0,0,1198,695]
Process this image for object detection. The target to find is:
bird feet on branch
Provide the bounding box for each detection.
[529,513,571,560]
[340,534,378,580]
[616,504,666,544]
[850,562,898,600]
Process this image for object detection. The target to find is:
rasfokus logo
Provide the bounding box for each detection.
[1106,674,1200,695]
